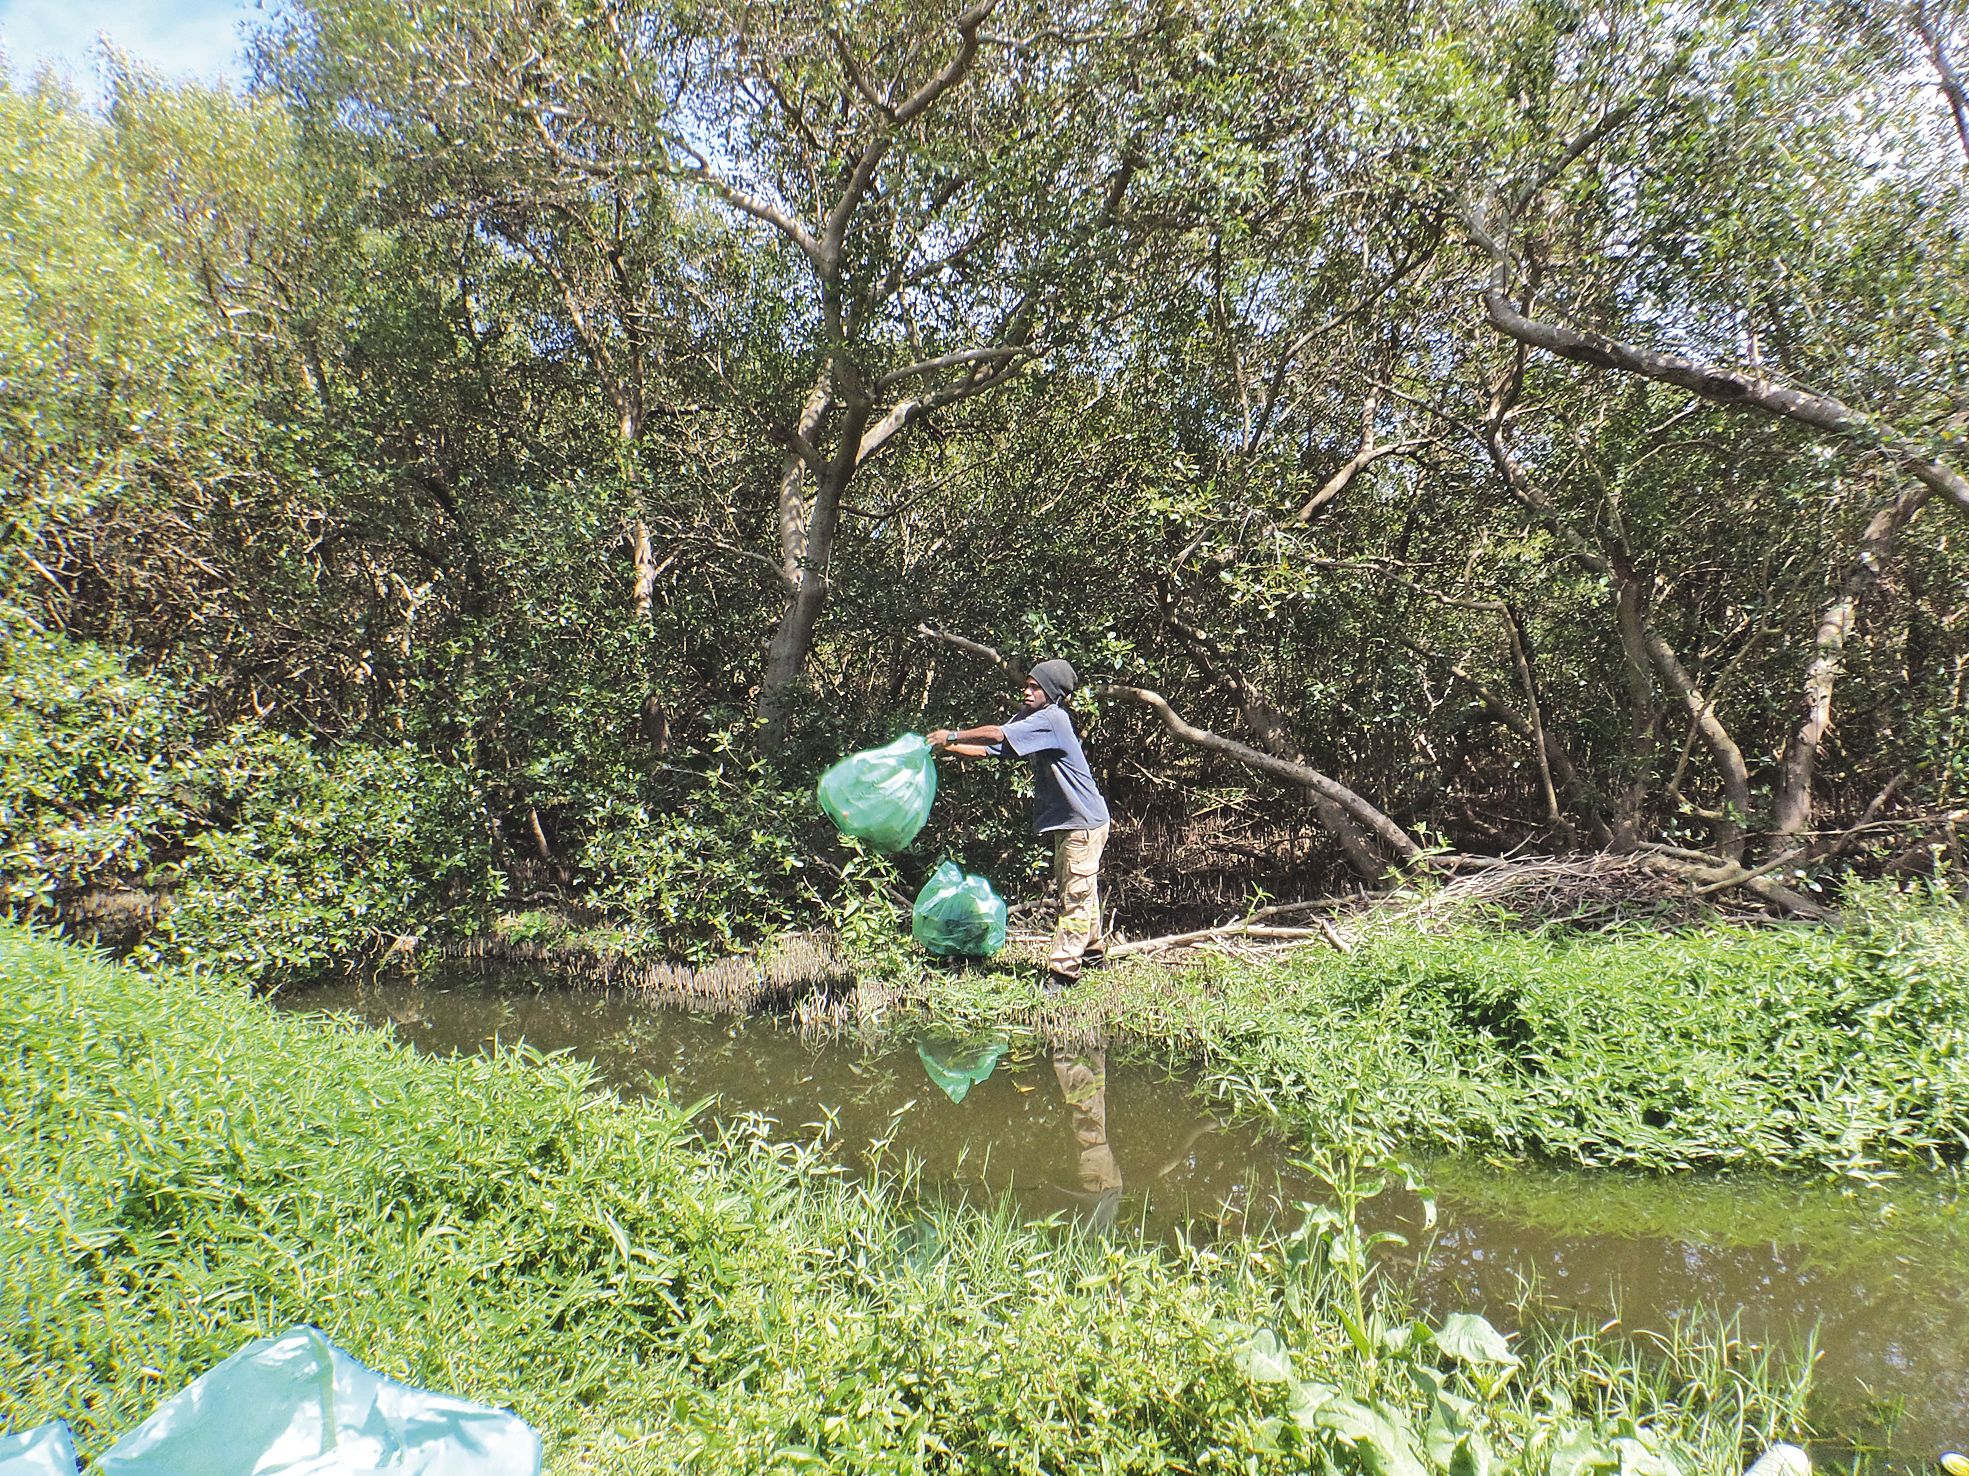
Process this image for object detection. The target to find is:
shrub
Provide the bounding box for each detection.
[140,734,502,983]
[570,743,818,959]
[0,628,207,911]
[1,624,501,982]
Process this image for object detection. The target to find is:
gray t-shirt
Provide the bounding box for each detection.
[990,704,1110,834]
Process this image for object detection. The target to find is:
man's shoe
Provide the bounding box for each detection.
[1081,947,1107,969]
[1043,970,1077,994]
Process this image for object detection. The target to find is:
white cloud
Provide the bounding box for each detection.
[0,0,252,95]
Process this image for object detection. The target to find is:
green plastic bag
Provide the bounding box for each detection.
[95,1325,541,1475]
[816,734,937,851]
[911,860,1007,958]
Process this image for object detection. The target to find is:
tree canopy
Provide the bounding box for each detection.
[7,0,1967,939]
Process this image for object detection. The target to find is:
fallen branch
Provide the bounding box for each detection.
[1106,916,1353,959]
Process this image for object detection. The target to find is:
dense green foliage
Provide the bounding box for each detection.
[1,632,204,911]
[0,628,499,975]
[5,0,1965,951]
[909,888,1969,1179]
[7,10,1962,1468]
[1,924,1815,1471]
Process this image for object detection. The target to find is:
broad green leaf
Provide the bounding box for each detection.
[1614,1435,1686,1476]
[1449,1431,1495,1476]
[1316,1396,1429,1476]
[1247,1416,1285,1456]
[1287,1380,1339,1432]
[1232,1327,1295,1383]
[1433,1312,1521,1367]
[1547,1426,1618,1476]
[1424,1378,1483,1467]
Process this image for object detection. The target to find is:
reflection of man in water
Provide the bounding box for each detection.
[1052,1044,1121,1233]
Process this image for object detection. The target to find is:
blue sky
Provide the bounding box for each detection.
[0,0,254,93]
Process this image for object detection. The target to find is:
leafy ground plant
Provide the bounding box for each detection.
[1225,1126,1812,1475]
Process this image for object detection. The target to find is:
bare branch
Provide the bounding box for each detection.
[916,622,1023,679]
[874,344,1024,392]
[829,26,895,118]
[892,0,998,125]
[1914,1,1969,166]
[1506,94,1653,218]
[1483,289,1969,517]
[1093,683,1424,861]
[818,0,999,266]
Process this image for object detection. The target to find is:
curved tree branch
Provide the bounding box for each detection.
[1482,290,1969,517]
[916,625,1424,863]
[1092,683,1423,862]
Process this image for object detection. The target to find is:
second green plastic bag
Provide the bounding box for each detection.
[816,734,937,851]
[911,861,1007,958]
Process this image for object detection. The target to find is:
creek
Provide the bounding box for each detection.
[278,966,1968,1469]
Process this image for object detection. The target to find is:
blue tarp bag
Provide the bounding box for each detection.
[0,1423,77,1476]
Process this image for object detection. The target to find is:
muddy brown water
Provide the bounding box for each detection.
[277,968,1968,1469]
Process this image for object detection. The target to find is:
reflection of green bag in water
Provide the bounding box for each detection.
[815,734,937,851]
[911,861,1007,958]
[917,1034,1008,1103]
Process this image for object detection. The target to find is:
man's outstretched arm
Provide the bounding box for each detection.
[928,724,1004,758]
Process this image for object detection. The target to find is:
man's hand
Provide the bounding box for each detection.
[928,729,952,748]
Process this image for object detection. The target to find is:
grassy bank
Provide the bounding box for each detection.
[895,886,1969,1181]
[2,924,1813,1473]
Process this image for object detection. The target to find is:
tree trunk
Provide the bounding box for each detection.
[1772,484,1932,843]
[1485,367,1652,850]
[759,384,859,752]
[626,519,659,629]
[1638,616,1752,862]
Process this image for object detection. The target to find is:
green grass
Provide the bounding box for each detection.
[898,886,1969,1181]
[2,923,1816,1473]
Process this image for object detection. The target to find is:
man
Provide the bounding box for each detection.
[929,659,1110,989]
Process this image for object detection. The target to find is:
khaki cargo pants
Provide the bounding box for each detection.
[1047,821,1109,981]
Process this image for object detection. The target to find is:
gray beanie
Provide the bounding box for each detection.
[1028,658,1078,704]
